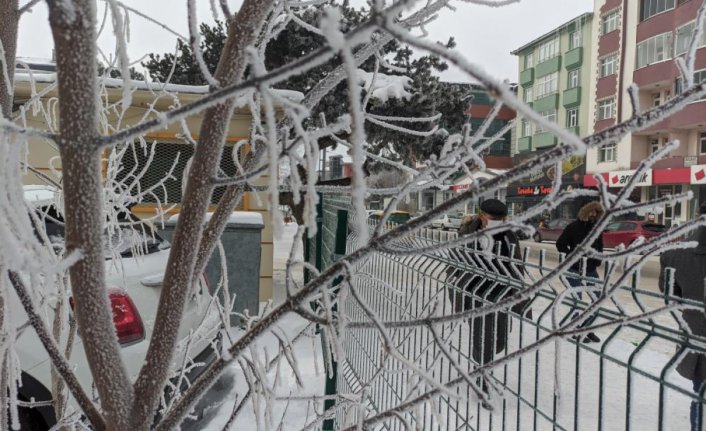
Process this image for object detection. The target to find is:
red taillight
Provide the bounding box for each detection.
[69,289,145,345]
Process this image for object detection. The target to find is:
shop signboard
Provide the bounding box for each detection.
[608,169,653,187]
[684,156,698,167]
[691,164,706,184]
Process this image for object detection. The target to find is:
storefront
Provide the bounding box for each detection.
[583,166,706,227]
[506,154,587,219]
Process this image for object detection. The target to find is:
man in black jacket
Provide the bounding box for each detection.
[659,202,706,431]
[556,201,604,343]
[448,199,529,367]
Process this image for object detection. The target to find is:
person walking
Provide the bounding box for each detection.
[556,201,605,343]
[447,199,530,368]
[659,202,706,431]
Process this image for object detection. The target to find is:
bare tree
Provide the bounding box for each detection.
[1,0,706,430]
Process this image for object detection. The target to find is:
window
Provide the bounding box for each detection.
[535,109,557,134]
[649,138,660,153]
[599,144,617,162]
[597,98,615,120]
[640,0,675,22]
[569,31,582,49]
[696,69,706,84]
[652,93,661,107]
[675,19,706,56]
[636,32,673,69]
[521,120,532,137]
[701,132,706,154]
[537,38,560,63]
[602,10,619,34]
[600,54,619,77]
[523,85,534,103]
[535,72,559,99]
[566,108,578,128]
[525,54,534,69]
[568,69,581,89]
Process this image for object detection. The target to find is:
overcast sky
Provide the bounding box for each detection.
[17,0,593,83]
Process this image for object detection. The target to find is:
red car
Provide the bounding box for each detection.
[602,220,667,248]
[533,218,572,242]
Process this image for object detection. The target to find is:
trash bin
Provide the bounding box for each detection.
[159,212,264,325]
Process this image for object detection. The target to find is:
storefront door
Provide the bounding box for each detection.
[649,185,683,227]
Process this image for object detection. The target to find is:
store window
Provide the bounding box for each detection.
[700,132,706,154]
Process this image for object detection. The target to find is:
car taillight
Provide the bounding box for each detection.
[69,289,145,346]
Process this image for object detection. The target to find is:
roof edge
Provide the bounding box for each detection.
[510,12,593,56]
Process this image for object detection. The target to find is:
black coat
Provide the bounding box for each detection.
[659,228,706,381]
[556,220,604,273]
[446,217,527,364]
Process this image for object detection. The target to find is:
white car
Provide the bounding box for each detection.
[12,187,222,429]
[431,213,465,230]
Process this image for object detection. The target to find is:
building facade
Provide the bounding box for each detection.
[586,0,706,227]
[510,13,595,218]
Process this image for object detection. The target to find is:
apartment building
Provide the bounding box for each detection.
[586,0,706,226]
[510,13,595,218]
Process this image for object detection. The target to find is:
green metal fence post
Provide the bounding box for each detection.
[322,209,348,431]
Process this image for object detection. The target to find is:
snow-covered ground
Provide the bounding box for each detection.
[187,222,326,431]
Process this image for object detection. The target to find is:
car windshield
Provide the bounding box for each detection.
[35,205,165,258]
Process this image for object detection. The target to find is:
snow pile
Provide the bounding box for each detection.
[357,69,412,103]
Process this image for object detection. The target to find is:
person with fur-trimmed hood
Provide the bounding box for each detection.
[556,201,605,343]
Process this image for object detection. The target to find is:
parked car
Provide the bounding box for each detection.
[602,220,667,248]
[431,213,465,230]
[533,218,572,242]
[13,186,222,429]
[368,210,412,225]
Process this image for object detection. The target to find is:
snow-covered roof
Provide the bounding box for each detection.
[168,211,264,226]
[13,72,305,102]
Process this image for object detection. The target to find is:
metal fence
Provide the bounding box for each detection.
[305,194,706,431]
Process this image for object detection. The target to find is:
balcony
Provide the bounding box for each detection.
[533,132,557,149]
[517,136,532,152]
[535,56,561,77]
[533,93,559,112]
[520,68,534,86]
[564,47,583,69]
[638,100,706,134]
[563,87,581,107]
[566,126,580,137]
